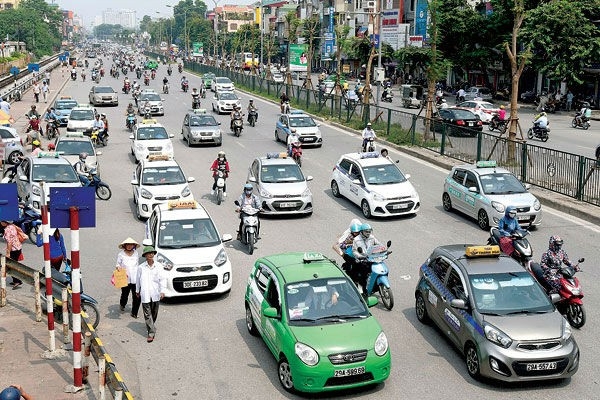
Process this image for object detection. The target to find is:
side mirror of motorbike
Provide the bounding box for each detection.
[386,240,392,248]
[234,200,240,206]
[578,257,585,263]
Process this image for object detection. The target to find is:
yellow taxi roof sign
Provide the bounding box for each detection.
[465,245,501,258]
[141,118,158,124]
[168,200,198,210]
[147,154,171,162]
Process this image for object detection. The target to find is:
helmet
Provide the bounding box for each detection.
[366,122,372,127]
[359,223,372,238]
[350,223,361,233]
[79,152,88,160]
[47,143,55,150]
[217,151,225,158]
[505,205,517,218]
[249,99,253,103]
[500,105,505,109]
[357,79,361,84]
[549,235,563,251]
[30,105,36,109]
[441,99,446,103]
[541,112,547,116]
[32,140,40,146]
[243,183,253,193]
[0,387,21,400]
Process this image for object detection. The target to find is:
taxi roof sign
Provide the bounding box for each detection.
[167,200,198,210]
[147,154,171,161]
[141,118,158,124]
[65,132,85,138]
[192,108,207,114]
[476,160,497,168]
[37,151,61,158]
[303,252,326,263]
[360,151,379,159]
[290,110,304,115]
[465,245,501,258]
[266,152,288,159]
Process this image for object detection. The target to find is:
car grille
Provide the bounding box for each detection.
[173,275,218,292]
[154,195,180,201]
[385,201,415,213]
[272,194,299,198]
[200,132,214,136]
[101,96,114,101]
[328,350,368,365]
[147,146,162,151]
[176,265,213,273]
[512,358,569,377]
[517,341,561,351]
[324,372,373,387]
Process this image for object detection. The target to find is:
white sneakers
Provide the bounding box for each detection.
[223,193,227,197]
[211,190,215,195]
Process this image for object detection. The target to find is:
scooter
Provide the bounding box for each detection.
[356,241,394,310]
[528,258,586,328]
[163,83,169,94]
[90,129,108,148]
[191,97,201,110]
[214,170,227,205]
[45,118,59,140]
[136,69,142,79]
[487,227,533,268]
[248,109,258,127]
[167,67,172,76]
[571,112,590,130]
[290,141,302,167]
[39,261,100,330]
[70,71,77,81]
[362,137,375,153]
[178,64,183,73]
[80,169,112,200]
[182,81,189,92]
[527,123,550,142]
[381,88,393,103]
[15,202,42,244]
[144,76,150,86]
[122,82,131,94]
[151,70,156,80]
[126,113,137,132]
[281,101,290,114]
[488,116,508,133]
[232,117,244,137]
[234,201,260,255]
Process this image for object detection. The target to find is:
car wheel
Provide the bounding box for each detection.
[415,292,430,324]
[278,357,295,393]
[8,150,22,165]
[465,343,481,380]
[442,192,453,211]
[245,304,258,336]
[477,209,489,230]
[274,130,279,142]
[330,180,341,198]
[136,205,144,221]
[361,200,372,219]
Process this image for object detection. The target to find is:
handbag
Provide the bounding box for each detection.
[112,268,128,288]
[15,226,28,243]
[36,233,43,247]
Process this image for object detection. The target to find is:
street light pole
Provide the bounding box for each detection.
[375,0,383,108]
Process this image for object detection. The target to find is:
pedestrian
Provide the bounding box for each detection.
[49,228,68,271]
[41,81,49,103]
[0,384,33,400]
[44,70,50,87]
[0,97,10,114]
[116,237,141,318]
[566,91,574,112]
[1,220,23,289]
[136,245,166,343]
[32,82,40,103]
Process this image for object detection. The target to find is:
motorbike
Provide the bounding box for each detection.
[290,141,302,167]
[90,129,108,148]
[487,227,533,268]
[362,137,376,153]
[136,69,142,79]
[178,64,183,73]
[126,113,137,132]
[234,200,260,255]
[355,241,394,310]
[9,202,42,244]
[488,116,508,132]
[70,71,77,81]
[121,66,128,76]
[163,83,169,94]
[151,70,156,80]
[571,112,590,130]
[381,88,393,103]
[46,118,59,140]
[200,87,206,99]
[191,96,200,110]
[114,70,119,79]
[527,123,550,142]
[248,109,258,127]
[528,258,586,328]
[122,82,131,94]
[99,68,104,77]
[84,60,89,68]
[2,158,22,183]
[81,72,86,82]
[214,170,227,205]
[232,116,244,137]
[281,101,290,114]
[80,169,112,200]
[182,81,189,92]
[167,67,172,76]
[144,76,150,86]
[39,261,100,330]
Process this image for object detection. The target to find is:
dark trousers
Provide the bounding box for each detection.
[142,300,159,337]
[120,283,141,316]
[10,250,22,284]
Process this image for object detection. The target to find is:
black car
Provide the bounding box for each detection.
[434,109,483,137]
[520,90,538,104]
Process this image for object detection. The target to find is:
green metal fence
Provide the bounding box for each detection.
[147,52,600,207]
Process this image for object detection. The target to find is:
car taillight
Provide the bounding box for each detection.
[456,120,465,126]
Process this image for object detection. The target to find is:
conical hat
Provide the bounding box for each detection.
[119,237,139,249]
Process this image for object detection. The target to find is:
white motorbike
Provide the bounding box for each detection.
[214,170,227,205]
[235,201,260,255]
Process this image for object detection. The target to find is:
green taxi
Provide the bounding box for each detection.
[202,73,215,89]
[144,60,159,70]
[244,252,391,393]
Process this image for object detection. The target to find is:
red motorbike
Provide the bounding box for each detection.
[528,258,585,328]
[99,68,105,77]
[122,81,131,94]
[151,69,156,80]
[290,141,302,167]
[144,76,150,86]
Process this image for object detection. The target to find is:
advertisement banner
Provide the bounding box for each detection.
[289,44,308,72]
[192,42,204,57]
[381,9,400,50]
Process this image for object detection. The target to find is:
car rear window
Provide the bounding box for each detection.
[451,109,478,119]
[55,140,94,155]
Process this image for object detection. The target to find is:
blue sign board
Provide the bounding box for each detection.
[58,55,67,62]
[415,0,428,38]
[325,39,335,55]
[64,51,70,57]
[9,66,19,75]
[0,183,20,222]
[369,34,380,49]
[49,187,96,228]
[27,63,40,72]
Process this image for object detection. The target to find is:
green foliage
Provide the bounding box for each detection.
[94,24,124,38]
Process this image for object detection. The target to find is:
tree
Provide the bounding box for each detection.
[284,10,301,84]
[302,16,320,88]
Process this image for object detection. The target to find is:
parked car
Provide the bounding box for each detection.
[464,86,493,101]
[434,109,483,137]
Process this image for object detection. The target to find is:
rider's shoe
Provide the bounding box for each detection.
[223,192,227,197]
[211,190,215,195]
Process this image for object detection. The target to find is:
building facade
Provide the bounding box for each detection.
[102,8,136,29]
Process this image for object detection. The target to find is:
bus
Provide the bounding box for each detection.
[235,52,259,70]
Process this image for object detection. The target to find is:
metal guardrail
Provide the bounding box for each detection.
[153,52,600,207]
[0,53,63,103]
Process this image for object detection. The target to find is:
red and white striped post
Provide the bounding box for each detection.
[69,206,83,388]
[41,184,56,351]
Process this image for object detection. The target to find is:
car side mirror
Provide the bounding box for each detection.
[468,186,478,193]
[248,177,257,183]
[169,134,175,138]
[524,183,531,190]
[386,240,392,248]
[221,233,233,243]
[263,307,280,319]
[129,135,134,140]
[550,293,561,304]
[306,175,313,182]
[130,179,139,185]
[96,151,102,156]
[187,177,195,182]
[19,175,28,182]
[218,122,221,125]
[405,174,411,180]
[450,298,468,310]
[352,178,362,185]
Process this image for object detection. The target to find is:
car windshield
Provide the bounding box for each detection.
[289,117,316,128]
[469,271,553,315]
[158,218,220,248]
[204,73,215,80]
[260,164,304,183]
[55,101,77,110]
[141,94,161,101]
[285,277,369,325]
[142,166,185,185]
[136,127,169,140]
[55,140,94,155]
[189,115,217,126]
[69,110,95,121]
[219,92,237,100]
[479,173,527,195]
[32,163,79,183]
[362,164,407,185]
[94,87,114,93]
[448,109,478,120]
[216,77,232,84]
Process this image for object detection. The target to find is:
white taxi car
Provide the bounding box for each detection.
[442,160,542,230]
[330,152,420,218]
[54,132,100,171]
[131,155,195,220]
[144,200,233,298]
[66,105,96,135]
[130,119,174,162]
[211,90,241,114]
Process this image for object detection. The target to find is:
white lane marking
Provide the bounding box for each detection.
[543,208,600,233]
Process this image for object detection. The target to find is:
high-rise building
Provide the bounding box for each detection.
[0,0,21,10]
[102,8,136,29]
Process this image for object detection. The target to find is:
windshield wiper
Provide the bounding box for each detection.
[314,314,365,322]
[505,310,547,315]
[292,318,317,323]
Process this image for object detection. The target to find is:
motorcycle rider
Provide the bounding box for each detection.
[332,219,362,279]
[162,76,169,93]
[496,206,526,257]
[210,151,230,196]
[167,64,173,75]
[280,92,290,113]
[43,107,59,137]
[540,235,576,293]
[26,104,40,119]
[92,113,105,140]
[123,76,130,92]
[181,76,189,91]
[99,113,109,143]
[247,99,258,123]
[533,111,549,132]
[438,99,448,109]
[575,102,592,126]
[230,105,243,131]
[125,103,136,127]
[236,184,261,240]
[191,88,201,109]
[143,70,150,85]
[74,152,92,186]
[352,223,382,291]
[199,80,206,98]
[361,122,377,152]
[382,85,393,101]
[287,128,300,156]
[25,116,42,145]
[491,105,506,127]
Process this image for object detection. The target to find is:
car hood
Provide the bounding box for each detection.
[141,100,161,106]
[483,312,564,340]
[485,192,537,208]
[135,139,171,147]
[261,181,308,196]
[190,126,220,133]
[158,245,224,265]
[291,126,319,135]
[366,181,417,199]
[94,92,117,97]
[289,316,381,350]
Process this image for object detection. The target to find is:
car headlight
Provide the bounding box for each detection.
[140,188,153,199]
[562,319,572,341]
[374,331,389,356]
[215,129,221,137]
[32,184,41,196]
[259,187,272,199]
[316,128,321,137]
[295,342,319,366]
[214,248,228,267]
[533,199,541,211]
[158,102,163,107]
[301,187,312,197]
[181,186,191,197]
[372,191,385,201]
[484,323,512,348]
[491,201,505,213]
[156,252,174,271]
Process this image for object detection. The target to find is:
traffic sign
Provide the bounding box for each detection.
[27,63,39,72]
[9,66,19,75]
[49,187,96,228]
[0,183,20,221]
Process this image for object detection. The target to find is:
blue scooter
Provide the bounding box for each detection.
[356,241,394,310]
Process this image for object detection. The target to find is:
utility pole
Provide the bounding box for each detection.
[375,0,383,109]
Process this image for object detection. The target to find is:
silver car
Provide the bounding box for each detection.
[415,244,579,382]
[181,110,222,146]
[88,86,118,106]
[137,92,164,116]
[0,126,24,165]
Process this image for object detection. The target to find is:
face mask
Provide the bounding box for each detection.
[219,157,224,161]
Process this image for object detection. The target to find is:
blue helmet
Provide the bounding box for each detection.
[350,223,361,233]
[244,183,253,193]
[359,223,372,238]
[0,387,21,400]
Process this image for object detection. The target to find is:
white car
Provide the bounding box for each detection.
[211,91,241,114]
[129,120,174,162]
[137,92,164,116]
[54,132,100,172]
[455,101,499,124]
[272,72,284,83]
[0,126,25,165]
[144,200,233,298]
[212,77,234,92]
[66,105,96,134]
[131,155,195,220]
[330,152,420,218]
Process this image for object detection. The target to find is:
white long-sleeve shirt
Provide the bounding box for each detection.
[116,250,140,284]
[136,261,167,303]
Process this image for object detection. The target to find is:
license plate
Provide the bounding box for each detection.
[526,362,557,371]
[391,203,409,209]
[303,137,315,142]
[468,122,474,126]
[279,202,296,208]
[200,136,213,140]
[518,215,530,221]
[149,152,161,156]
[183,280,209,288]
[334,366,365,377]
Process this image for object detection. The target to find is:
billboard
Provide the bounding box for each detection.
[192,42,203,57]
[415,0,428,38]
[289,44,308,72]
[381,9,400,50]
